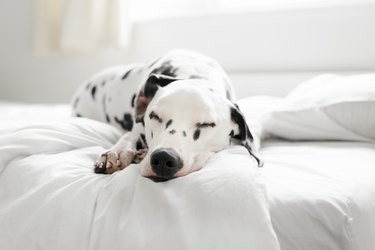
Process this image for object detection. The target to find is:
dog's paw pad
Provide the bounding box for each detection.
[94,150,135,174]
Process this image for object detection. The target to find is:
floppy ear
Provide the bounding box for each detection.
[144,74,178,98]
[135,74,179,120]
[230,104,264,167]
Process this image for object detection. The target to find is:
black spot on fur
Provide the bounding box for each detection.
[86,82,91,90]
[101,81,106,87]
[136,116,145,126]
[193,129,201,141]
[151,60,178,77]
[122,68,133,80]
[102,94,107,109]
[91,86,97,100]
[151,131,153,139]
[131,94,136,108]
[102,94,109,123]
[76,113,82,117]
[182,131,187,137]
[136,133,147,150]
[136,139,144,150]
[226,90,232,100]
[165,119,173,129]
[140,133,146,145]
[73,97,79,108]
[169,129,176,135]
[114,113,133,131]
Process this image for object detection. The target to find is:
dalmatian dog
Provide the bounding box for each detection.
[71,49,263,182]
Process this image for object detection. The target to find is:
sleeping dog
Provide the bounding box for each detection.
[71,49,262,181]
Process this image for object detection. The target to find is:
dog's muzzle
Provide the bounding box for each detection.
[149,148,183,182]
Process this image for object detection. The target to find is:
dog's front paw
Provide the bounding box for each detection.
[94,149,135,174]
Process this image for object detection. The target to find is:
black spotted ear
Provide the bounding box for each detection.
[230,104,264,167]
[135,74,179,120]
[144,74,178,98]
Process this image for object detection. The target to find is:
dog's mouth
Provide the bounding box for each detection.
[145,175,176,182]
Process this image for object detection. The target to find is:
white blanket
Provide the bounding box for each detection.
[262,140,375,250]
[0,114,280,250]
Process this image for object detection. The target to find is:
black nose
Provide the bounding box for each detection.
[150,148,183,179]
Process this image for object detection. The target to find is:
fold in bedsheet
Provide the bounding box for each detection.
[0,118,280,250]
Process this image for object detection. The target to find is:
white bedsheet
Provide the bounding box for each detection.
[0,101,71,133]
[0,103,279,250]
[263,140,375,250]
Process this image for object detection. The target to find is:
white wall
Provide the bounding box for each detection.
[1,1,375,103]
[131,3,375,72]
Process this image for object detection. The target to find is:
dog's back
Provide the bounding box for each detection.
[71,49,235,131]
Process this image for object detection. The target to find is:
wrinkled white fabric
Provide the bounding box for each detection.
[0,116,279,250]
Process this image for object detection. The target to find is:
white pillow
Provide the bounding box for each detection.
[261,74,375,141]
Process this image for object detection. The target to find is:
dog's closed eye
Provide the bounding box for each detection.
[196,122,216,128]
[193,122,216,141]
[149,111,163,123]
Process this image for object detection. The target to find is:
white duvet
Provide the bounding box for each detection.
[262,140,375,250]
[3,88,375,250]
[0,106,280,250]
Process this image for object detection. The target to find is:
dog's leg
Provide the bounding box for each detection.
[94,123,146,174]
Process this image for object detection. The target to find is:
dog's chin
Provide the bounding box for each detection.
[145,175,176,182]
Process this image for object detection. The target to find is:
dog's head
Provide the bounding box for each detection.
[136,75,262,182]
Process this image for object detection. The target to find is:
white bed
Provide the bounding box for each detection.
[1,73,375,250]
[0,102,279,250]
[263,140,375,250]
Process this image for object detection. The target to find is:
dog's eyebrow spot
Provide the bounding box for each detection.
[91,86,97,100]
[196,122,216,128]
[165,119,173,129]
[169,129,176,135]
[73,97,80,108]
[149,111,163,123]
[182,131,187,137]
[193,129,201,141]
